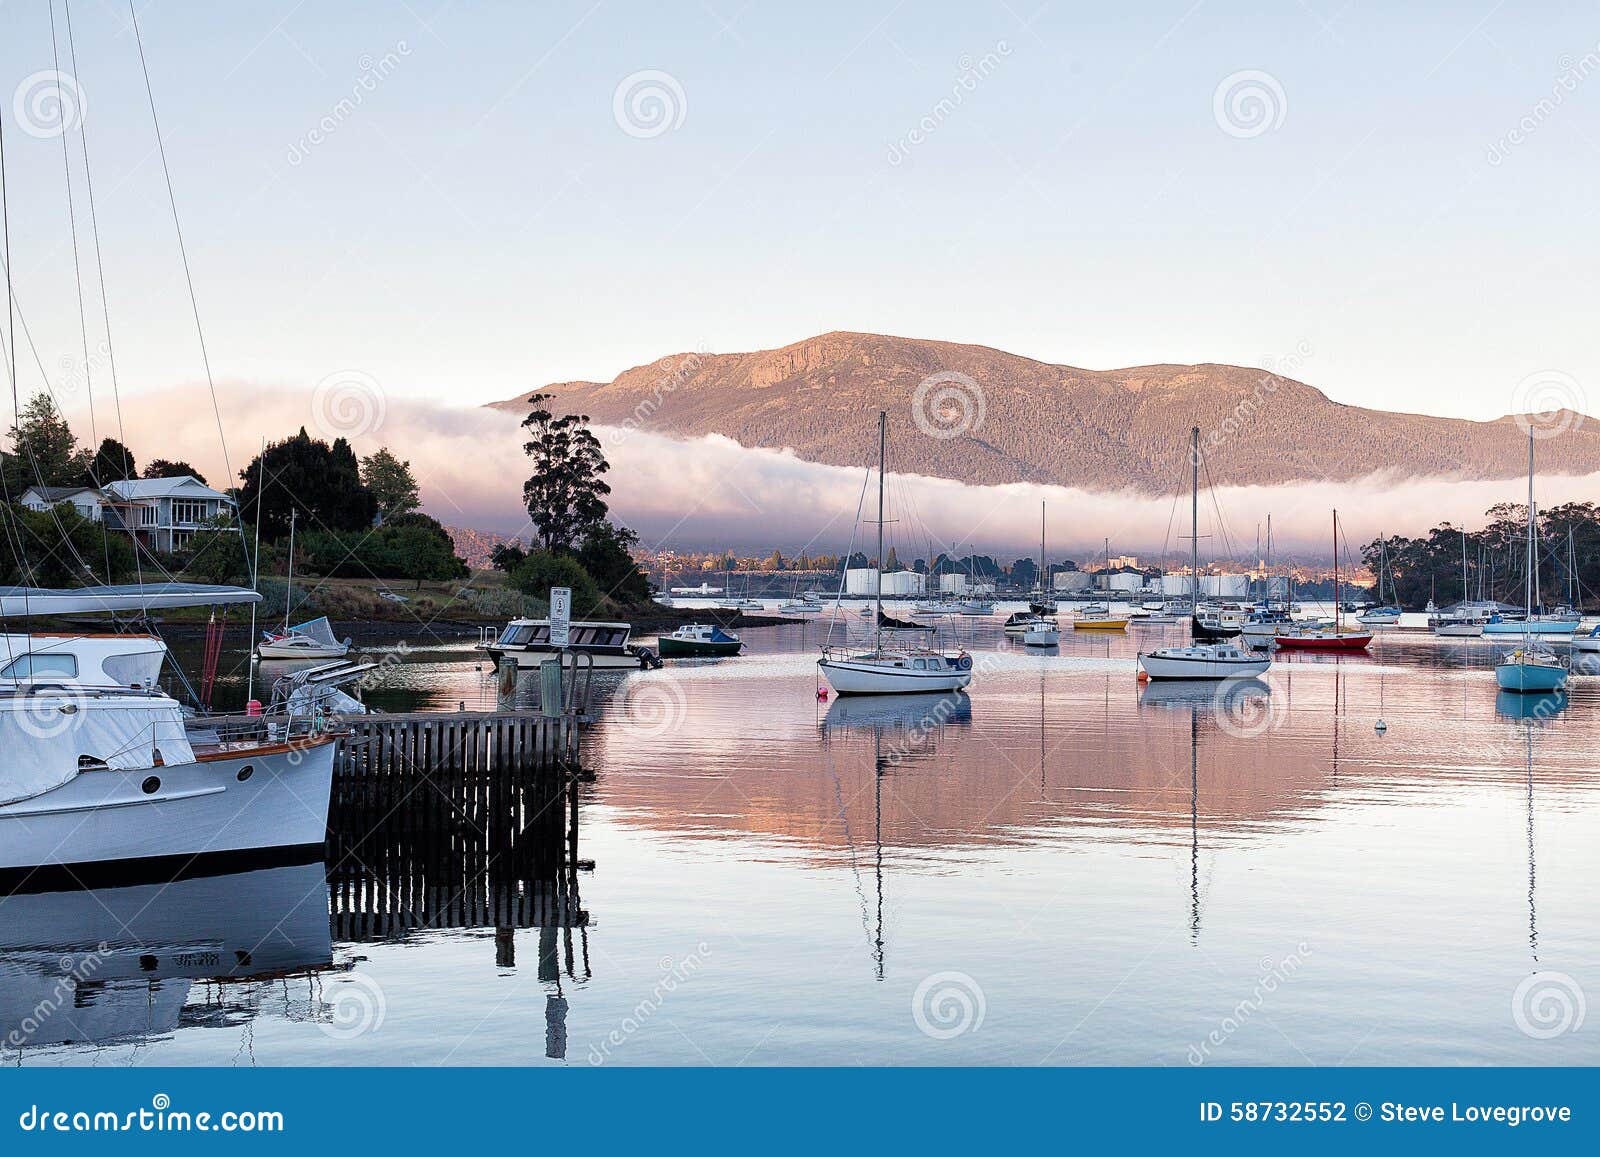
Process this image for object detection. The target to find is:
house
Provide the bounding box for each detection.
[19,476,236,552]
[105,477,237,552]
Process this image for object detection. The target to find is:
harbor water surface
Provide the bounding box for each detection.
[5,611,1598,1066]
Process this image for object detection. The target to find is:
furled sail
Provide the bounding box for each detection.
[0,583,262,618]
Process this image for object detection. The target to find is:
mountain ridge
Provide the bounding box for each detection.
[486,331,1598,493]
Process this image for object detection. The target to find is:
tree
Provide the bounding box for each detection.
[380,512,468,588]
[520,392,611,551]
[490,542,527,572]
[510,550,603,616]
[237,428,377,540]
[144,458,207,485]
[6,392,84,490]
[0,502,135,586]
[360,447,421,521]
[82,437,137,484]
[179,518,252,585]
[575,521,650,605]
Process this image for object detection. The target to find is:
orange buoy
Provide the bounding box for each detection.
[1136,669,1149,683]
[816,687,829,701]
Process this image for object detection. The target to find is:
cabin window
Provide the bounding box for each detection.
[913,659,927,670]
[1,653,78,679]
[500,625,535,646]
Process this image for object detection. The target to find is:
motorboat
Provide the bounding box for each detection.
[955,599,995,615]
[818,412,975,695]
[777,600,821,615]
[1022,622,1060,646]
[1497,430,1571,693]
[1571,623,1600,655]
[717,598,764,611]
[0,629,338,880]
[1003,610,1046,634]
[657,623,742,657]
[258,614,352,660]
[1356,606,1402,629]
[483,618,660,669]
[1191,604,1246,639]
[1137,643,1272,680]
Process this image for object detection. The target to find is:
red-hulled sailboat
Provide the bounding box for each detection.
[1273,510,1374,652]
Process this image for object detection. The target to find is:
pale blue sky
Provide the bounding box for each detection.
[3,0,1597,421]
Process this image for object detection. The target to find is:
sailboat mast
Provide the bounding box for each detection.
[1333,509,1341,630]
[1039,501,1046,598]
[875,410,886,648]
[1526,428,1535,627]
[1190,426,1199,612]
[285,506,296,631]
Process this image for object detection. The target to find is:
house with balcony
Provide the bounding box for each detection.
[105,477,236,552]
[19,476,236,552]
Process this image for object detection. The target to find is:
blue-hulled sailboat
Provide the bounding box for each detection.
[1496,430,1569,693]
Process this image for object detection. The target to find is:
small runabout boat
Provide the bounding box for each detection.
[1071,604,1129,631]
[483,618,660,669]
[1022,622,1060,646]
[1137,643,1272,680]
[657,623,743,657]
[0,627,338,880]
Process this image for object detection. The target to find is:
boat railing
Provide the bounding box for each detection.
[185,711,339,749]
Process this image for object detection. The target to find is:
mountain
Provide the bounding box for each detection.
[443,524,523,570]
[488,331,1600,493]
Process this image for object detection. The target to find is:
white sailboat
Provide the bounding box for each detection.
[819,413,974,694]
[1023,503,1060,646]
[1495,430,1569,693]
[256,511,351,659]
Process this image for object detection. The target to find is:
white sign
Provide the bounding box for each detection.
[549,586,572,648]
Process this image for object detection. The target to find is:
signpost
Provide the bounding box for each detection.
[549,586,572,649]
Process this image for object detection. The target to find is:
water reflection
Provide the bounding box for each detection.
[0,863,334,1055]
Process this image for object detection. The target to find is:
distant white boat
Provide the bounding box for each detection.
[1138,643,1271,680]
[258,615,351,660]
[1022,623,1060,646]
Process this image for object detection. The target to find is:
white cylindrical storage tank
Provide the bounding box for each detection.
[939,573,968,594]
[1159,573,1194,597]
[844,567,879,596]
[1107,572,1143,592]
[1200,574,1250,599]
[1054,571,1092,592]
[879,571,925,596]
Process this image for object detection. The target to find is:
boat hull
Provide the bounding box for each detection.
[1495,662,1569,693]
[1137,653,1272,680]
[1022,629,1060,646]
[257,641,350,660]
[1190,616,1241,640]
[1072,619,1128,631]
[486,646,653,670]
[1433,624,1485,637]
[1273,633,1373,651]
[0,738,336,877]
[1569,634,1600,652]
[818,657,972,695]
[1483,621,1578,635]
[657,637,742,657]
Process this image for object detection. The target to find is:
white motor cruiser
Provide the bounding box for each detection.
[0,613,338,880]
[1137,642,1272,680]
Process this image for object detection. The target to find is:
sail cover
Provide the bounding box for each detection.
[0,583,261,618]
[878,610,932,631]
[287,616,340,645]
[0,697,195,806]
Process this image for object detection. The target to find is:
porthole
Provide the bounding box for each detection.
[237,765,254,782]
[141,776,160,795]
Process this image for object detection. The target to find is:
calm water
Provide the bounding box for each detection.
[5,609,1599,1066]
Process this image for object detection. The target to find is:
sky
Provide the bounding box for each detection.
[2,1,1598,555]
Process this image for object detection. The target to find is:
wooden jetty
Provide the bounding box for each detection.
[336,709,579,778]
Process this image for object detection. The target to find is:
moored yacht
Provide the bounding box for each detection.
[1137,643,1272,680]
[1496,430,1570,693]
[0,625,338,880]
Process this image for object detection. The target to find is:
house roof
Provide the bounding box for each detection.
[107,476,232,502]
[21,485,102,501]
